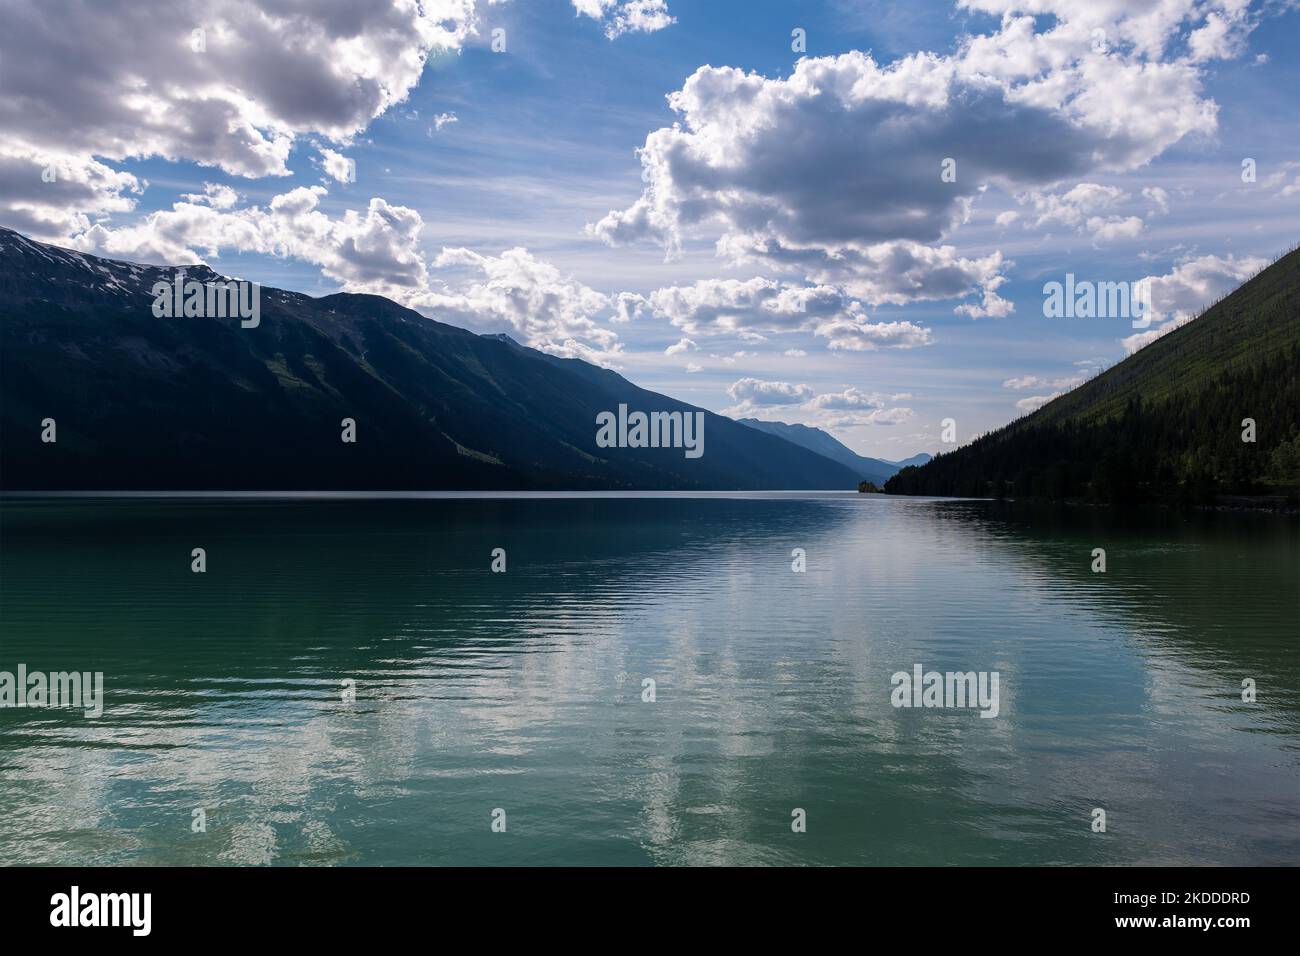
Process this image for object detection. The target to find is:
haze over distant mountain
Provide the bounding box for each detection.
[0,228,861,491]
[736,418,925,485]
[882,453,933,470]
[887,247,1300,503]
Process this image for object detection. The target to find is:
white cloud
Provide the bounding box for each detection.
[318,148,357,184]
[643,276,935,350]
[808,387,888,410]
[726,378,814,406]
[1142,186,1170,215]
[588,2,1242,306]
[815,317,935,351]
[958,1,1255,65]
[725,380,915,427]
[1019,182,1145,242]
[717,235,1014,315]
[1121,253,1268,353]
[68,185,432,294]
[61,183,625,364]
[1086,215,1144,242]
[820,407,915,427]
[665,337,697,355]
[573,1,675,39]
[414,246,621,363]
[0,0,479,180]
[181,183,240,210]
[0,0,483,240]
[1002,358,1106,412]
[1015,394,1059,412]
[0,147,143,239]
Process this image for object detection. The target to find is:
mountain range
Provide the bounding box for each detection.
[736,418,930,486]
[0,228,879,491]
[886,245,1300,503]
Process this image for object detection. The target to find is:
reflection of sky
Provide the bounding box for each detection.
[0,496,1296,865]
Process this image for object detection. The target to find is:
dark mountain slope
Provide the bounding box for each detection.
[0,228,859,491]
[886,246,1300,503]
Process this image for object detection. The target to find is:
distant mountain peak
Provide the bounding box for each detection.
[735,417,917,485]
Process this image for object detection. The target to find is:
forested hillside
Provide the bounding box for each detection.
[886,247,1300,504]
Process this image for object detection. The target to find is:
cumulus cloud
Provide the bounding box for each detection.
[412,247,621,363]
[0,1,478,180]
[724,380,915,427]
[69,185,432,294]
[318,148,357,184]
[181,183,240,209]
[572,1,674,39]
[816,317,936,350]
[957,0,1255,65]
[588,1,1241,308]
[1018,183,1144,242]
[716,235,1014,315]
[726,378,814,406]
[0,147,143,239]
[665,337,697,355]
[808,387,893,410]
[641,277,935,350]
[1121,253,1268,353]
[0,0,482,239]
[808,388,916,426]
[60,183,625,364]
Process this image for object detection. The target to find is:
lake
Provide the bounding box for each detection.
[0,493,1296,866]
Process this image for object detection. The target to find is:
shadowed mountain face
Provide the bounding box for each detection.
[0,229,860,491]
[887,246,1300,502]
[737,418,912,486]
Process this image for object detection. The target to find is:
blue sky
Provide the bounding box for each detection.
[2,0,1297,460]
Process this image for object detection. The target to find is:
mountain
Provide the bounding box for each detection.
[883,453,932,469]
[0,228,861,491]
[736,418,906,485]
[886,246,1300,503]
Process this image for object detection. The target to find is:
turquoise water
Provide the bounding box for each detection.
[0,494,1296,865]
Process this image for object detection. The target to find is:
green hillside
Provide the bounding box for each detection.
[886,245,1300,504]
